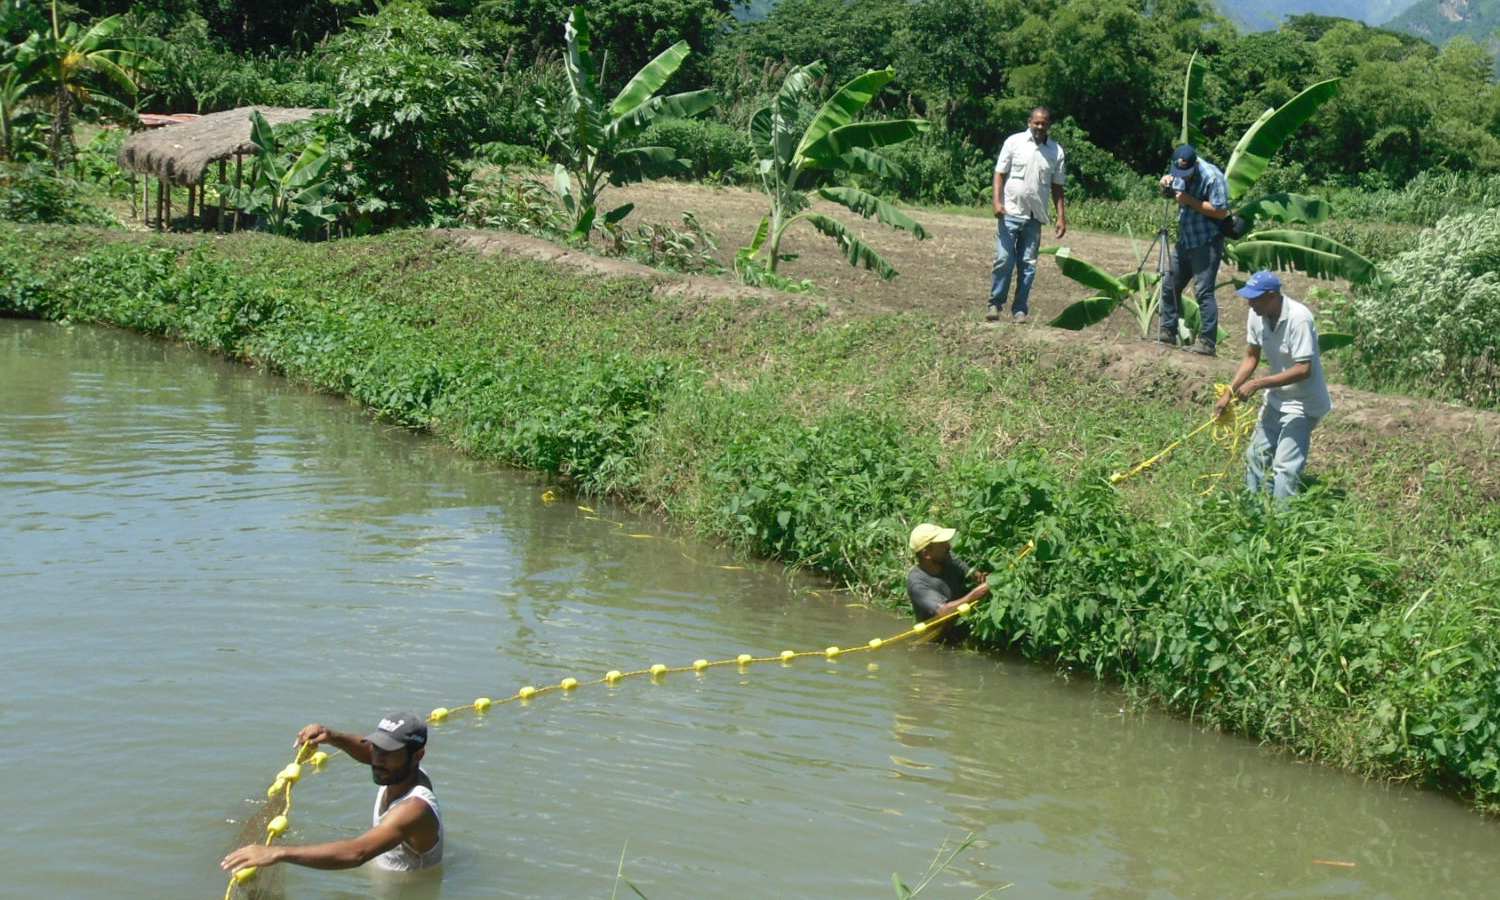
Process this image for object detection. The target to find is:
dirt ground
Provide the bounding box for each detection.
[447,180,1499,491]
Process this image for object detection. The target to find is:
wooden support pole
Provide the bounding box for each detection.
[217,160,227,233]
[233,154,243,233]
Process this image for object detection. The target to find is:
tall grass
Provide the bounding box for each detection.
[1328,208,1500,410]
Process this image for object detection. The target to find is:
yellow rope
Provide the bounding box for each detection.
[223,533,1036,898]
[1109,384,1260,494]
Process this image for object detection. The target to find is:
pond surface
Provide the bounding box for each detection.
[3,317,1496,900]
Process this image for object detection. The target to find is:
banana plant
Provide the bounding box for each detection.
[541,6,716,242]
[1042,237,1212,340]
[738,61,930,283]
[1049,61,1377,338]
[219,110,342,237]
[11,1,159,168]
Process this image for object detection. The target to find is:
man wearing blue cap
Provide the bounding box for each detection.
[221,711,443,877]
[1157,144,1230,356]
[1213,271,1332,499]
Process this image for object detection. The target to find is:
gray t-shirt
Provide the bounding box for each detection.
[907,556,973,620]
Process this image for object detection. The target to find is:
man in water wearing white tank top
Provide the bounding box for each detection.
[221,711,443,876]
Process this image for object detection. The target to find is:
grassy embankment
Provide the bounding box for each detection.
[3,224,1498,811]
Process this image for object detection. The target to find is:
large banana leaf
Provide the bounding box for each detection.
[562,8,602,114]
[1238,192,1330,226]
[609,40,690,119]
[1179,50,1206,148]
[1319,332,1353,351]
[1048,295,1119,330]
[247,110,283,182]
[1041,246,1128,297]
[1224,79,1340,202]
[800,119,930,169]
[659,88,720,119]
[749,105,773,150]
[768,62,822,169]
[804,212,898,279]
[616,88,718,138]
[838,145,906,180]
[795,67,895,162]
[1228,229,1381,284]
[284,133,332,193]
[817,186,930,238]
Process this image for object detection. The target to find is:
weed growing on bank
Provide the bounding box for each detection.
[2,224,1498,811]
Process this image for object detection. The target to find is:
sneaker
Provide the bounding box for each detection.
[985,307,1001,322]
[1188,343,1217,357]
[1155,330,1178,345]
[1013,311,1028,323]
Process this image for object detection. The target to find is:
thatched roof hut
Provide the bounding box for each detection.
[116,106,327,187]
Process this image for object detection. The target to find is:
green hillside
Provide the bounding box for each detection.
[1385,0,1500,44]
[1216,0,1417,30]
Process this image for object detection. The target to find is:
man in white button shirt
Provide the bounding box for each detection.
[989,106,1067,323]
[1213,270,1332,499]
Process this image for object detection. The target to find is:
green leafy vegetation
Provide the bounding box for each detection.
[2,225,1498,811]
[219,111,341,238]
[540,6,717,240]
[5,0,1500,816]
[739,60,930,283]
[1329,208,1500,409]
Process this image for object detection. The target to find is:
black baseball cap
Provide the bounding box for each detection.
[364,711,428,751]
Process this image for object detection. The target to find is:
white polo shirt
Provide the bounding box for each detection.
[1247,295,1332,418]
[994,131,1066,224]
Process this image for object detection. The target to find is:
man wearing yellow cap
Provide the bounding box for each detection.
[907,523,990,630]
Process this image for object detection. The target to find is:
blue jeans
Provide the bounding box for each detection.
[990,214,1042,315]
[1160,237,1222,345]
[1246,406,1320,500]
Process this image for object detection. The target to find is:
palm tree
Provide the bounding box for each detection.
[12,1,158,168]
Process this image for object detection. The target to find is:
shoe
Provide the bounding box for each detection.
[1155,331,1178,346]
[1013,311,1028,323]
[1188,343,1216,357]
[985,308,1001,322]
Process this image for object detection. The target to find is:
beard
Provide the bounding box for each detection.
[371,754,415,785]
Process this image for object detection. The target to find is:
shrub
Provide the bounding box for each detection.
[1330,208,1500,409]
[0,163,117,226]
[857,129,992,206]
[325,5,488,230]
[639,118,754,183]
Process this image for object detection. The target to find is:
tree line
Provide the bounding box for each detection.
[7,0,1500,207]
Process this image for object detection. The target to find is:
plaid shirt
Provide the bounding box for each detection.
[1174,159,1228,250]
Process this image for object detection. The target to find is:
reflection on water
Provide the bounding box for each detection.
[3,318,1498,900]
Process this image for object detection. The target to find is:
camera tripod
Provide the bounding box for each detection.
[1136,199,1176,345]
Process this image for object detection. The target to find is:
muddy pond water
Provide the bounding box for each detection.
[2,317,1496,900]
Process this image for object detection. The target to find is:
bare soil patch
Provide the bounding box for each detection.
[449,180,1500,492]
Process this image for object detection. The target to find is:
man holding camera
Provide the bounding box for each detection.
[1157,144,1230,356]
